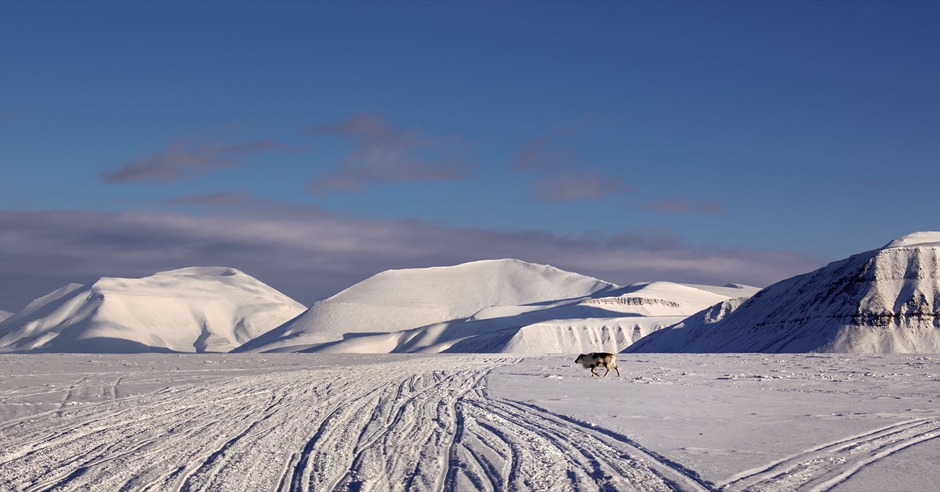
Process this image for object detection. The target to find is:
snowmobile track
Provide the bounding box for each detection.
[5,355,934,492]
[718,417,940,491]
[0,356,699,492]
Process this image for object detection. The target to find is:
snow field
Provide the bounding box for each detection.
[2,354,939,491]
[0,355,685,491]
[495,354,940,491]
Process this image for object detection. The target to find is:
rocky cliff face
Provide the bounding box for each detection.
[629,232,940,353]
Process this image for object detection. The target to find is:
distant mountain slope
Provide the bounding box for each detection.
[236,259,618,353]
[441,282,757,354]
[625,298,749,353]
[0,267,306,353]
[240,259,758,354]
[0,310,11,323]
[629,232,940,353]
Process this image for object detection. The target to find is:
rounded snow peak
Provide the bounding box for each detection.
[883,232,940,249]
[154,266,243,277]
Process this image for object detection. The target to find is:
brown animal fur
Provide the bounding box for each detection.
[575,352,621,377]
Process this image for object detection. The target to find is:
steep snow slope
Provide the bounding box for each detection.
[236,259,617,353]
[0,310,11,323]
[629,232,940,353]
[0,267,306,353]
[625,298,749,353]
[285,281,757,354]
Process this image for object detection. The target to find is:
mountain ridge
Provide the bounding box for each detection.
[238,259,758,354]
[236,259,619,353]
[629,232,940,353]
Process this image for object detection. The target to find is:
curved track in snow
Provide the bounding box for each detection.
[3,354,937,492]
[1,356,698,492]
[717,417,940,492]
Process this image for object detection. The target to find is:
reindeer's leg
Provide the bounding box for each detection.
[603,364,610,377]
[614,365,621,377]
[590,365,599,377]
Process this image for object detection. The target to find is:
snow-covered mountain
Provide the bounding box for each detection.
[435,281,756,354]
[236,259,618,353]
[629,232,940,353]
[0,267,306,353]
[0,310,12,323]
[239,258,758,354]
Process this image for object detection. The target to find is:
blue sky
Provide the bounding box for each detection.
[1,2,938,311]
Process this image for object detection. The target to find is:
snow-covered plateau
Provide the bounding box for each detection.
[1,353,938,491]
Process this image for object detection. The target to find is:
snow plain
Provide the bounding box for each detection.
[2,353,938,491]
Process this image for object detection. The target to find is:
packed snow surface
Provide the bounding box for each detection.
[0,267,306,353]
[630,232,940,353]
[1,354,938,491]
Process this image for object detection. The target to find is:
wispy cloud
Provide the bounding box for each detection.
[514,135,579,173]
[0,207,825,312]
[165,189,255,207]
[103,139,299,185]
[513,122,631,202]
[534,172,629,202]
[645,198,725,214]
[306,113,471,194]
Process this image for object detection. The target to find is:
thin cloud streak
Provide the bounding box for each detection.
[513,122,631,202]
[514,136,578,173]
[307,113,471,194]
[646,198,725,214]
[165,189,255,207]
[534,172,631,202]
[103,139,299,185]
[0,207,826,313]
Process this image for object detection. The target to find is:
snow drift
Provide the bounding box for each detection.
[0,267,306,353]
[629,232,940,353]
